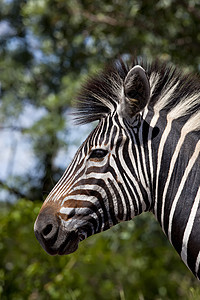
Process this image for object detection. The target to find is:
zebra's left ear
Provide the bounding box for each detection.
[120,65,150,119]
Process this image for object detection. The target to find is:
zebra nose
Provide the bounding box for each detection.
[34,207,60,254]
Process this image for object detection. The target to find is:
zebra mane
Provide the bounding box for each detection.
[75,58,200,125]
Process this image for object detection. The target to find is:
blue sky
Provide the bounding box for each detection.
[0,104,93,201]
[0,14,96,201]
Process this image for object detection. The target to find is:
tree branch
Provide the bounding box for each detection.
[0,125,26,132]
[82,11,133,27]
[0,179,27,199]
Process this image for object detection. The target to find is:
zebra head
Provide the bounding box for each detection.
[34,62,153,255]
[34,58,200,279]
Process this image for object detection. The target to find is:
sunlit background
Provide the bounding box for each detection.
[1,0,200,299]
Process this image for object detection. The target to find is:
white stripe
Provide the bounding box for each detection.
[116,128,145,214]
[154,80,179,113]
[147,112,160,207]
[123,118,150,203]
[97,118,105,145]
[168,94,200,123]
[161,115,200,230]
[181,187,200,266]
[168,140,200,243]
[62,183,107,204]
[154,117,173,219]
[139,118,151,202]
[53,156,85,200]
[124,173,140,216]
[149,72,160,98]
[195,251,200,276]
[46,149,84,202]
[108,177,127,220]
[60,207,75,215]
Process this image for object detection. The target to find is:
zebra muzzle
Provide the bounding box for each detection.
[34,206,79,255]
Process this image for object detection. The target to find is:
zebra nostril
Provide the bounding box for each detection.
[34,206,61,249]
[42,224,53,237]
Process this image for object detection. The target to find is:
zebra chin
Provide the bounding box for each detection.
[35,227,80,256]
[34,206,81,256]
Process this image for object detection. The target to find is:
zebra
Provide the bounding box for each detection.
[34,58,200,279]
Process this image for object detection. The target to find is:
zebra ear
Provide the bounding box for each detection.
[120,65,150,119]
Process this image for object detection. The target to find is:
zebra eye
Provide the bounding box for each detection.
[89,149,108,159]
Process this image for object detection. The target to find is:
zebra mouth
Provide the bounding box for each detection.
[35,228,80,256]
[57,230,80,255]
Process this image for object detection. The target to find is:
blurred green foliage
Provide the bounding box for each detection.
[1,199,200,299]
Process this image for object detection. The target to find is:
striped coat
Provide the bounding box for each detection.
[34,58,200,278]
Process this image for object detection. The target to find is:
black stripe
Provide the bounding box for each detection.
[73,178,118,226]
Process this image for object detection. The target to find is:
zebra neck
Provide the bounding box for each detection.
[124,115,157,215]
[146,110,200,278]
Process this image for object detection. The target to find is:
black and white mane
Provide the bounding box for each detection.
[76,58,200,130]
